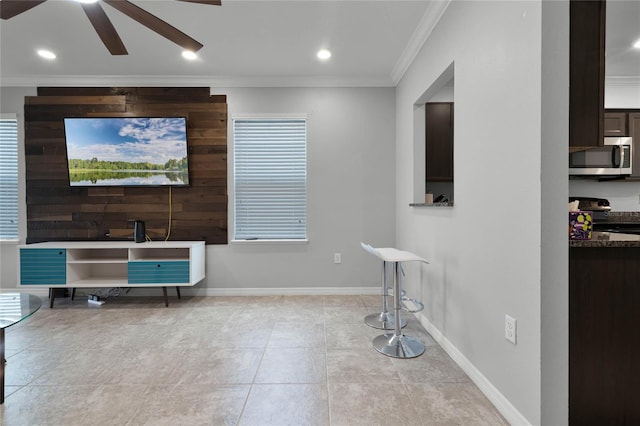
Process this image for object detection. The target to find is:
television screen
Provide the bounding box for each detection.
[63,117,190,186]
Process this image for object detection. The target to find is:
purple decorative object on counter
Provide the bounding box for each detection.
[569,211,593,240]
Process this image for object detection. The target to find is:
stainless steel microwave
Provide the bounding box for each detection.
[569,137,633,176]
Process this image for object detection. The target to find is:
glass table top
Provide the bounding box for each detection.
[0,293,42,329]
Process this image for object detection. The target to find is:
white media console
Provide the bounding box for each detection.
[18,241,205,307]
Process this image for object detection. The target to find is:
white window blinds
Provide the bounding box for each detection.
[233,118,307,240]
[0,115,18,240]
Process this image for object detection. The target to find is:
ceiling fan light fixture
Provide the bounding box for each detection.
[182,50,198,60]
[76,0,99,3]
[37,49,56,60]
[317,49,331,60]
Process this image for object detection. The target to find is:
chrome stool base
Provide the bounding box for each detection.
[364,312,406,330]
[373,333,425,359]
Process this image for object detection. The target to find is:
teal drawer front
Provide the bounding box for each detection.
[20,248,66,285]
[128,261,190,284]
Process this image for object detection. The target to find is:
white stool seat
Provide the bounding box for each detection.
[361,243,428,264]
[375,248,429,264]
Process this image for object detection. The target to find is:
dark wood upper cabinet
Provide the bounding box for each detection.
[603,111,628,136]
[426,102,453,182]
[569,0,606,151]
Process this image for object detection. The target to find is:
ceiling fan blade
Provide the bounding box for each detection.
[103,0,204,52]
[1,0,47,20]
[81,2,128,55]
[177,0,222,5]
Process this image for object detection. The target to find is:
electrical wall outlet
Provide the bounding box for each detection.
[334,253,342,264]
[505,314,517,344]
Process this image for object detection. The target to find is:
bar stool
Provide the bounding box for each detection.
[360,242,406,330]
[370,248,428,359]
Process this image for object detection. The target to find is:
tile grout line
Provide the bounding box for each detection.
[235,307,275,426]
[323,297,332,426]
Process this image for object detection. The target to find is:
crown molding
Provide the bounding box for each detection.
[390,0,451,85]
[605,76,640,87]
[0,74,395,88]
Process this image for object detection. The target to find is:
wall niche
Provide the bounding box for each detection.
[412,62,455,206]
[24,87,227,244]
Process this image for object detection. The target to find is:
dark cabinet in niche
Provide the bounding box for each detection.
[603,112,627,136]
[569,0,606,150]
[425,102,453,182]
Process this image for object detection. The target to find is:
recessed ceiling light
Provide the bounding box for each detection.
[317,49,331,61]
[37,49,56,60]
[76,0,99,4]
[633,38,640,49]
[182,50,198,60]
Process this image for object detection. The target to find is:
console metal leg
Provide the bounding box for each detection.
[365,261,406,330]
[1,328,5,404]
[373,261,424,359]
[175,286,181,299]
[162,286,169,307]
[49,288,55,309]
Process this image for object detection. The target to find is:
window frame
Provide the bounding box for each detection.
[230,114,308,243]
[0,113,19,241]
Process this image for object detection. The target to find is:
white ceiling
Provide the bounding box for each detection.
[605,0,640,78]
[0,0,443,87]
[0,0,637,88]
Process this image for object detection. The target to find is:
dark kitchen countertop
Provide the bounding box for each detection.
[570,211,640,247]
[598,211,640,223]
[570,231,640,248]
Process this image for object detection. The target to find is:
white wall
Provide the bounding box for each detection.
[206,87,397,292]
[395,1,566,424]
[540,2,570,424]
[0,86,397,294]
[605,79,640,109]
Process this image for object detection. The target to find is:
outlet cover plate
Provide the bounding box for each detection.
[505,314,517,344]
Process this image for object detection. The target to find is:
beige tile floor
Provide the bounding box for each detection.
[1,294,509,426]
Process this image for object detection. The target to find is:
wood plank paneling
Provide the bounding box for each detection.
[24,87,227,244]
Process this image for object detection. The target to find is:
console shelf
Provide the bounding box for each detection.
[19,241,205,307]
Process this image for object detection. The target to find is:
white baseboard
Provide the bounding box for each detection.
[415,312,532,426]
[195,286,380,296]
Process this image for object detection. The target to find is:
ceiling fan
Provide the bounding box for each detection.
[0,0,221,55]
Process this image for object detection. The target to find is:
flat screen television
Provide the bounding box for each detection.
[63,117,190,187]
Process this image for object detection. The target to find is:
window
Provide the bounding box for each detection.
[0,114,18,240]
[233,117,307,240]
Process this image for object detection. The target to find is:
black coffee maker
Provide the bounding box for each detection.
[133,220,146,243]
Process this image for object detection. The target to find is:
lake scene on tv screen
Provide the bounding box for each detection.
[64,117,189,186]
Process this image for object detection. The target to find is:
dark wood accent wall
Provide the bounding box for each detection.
[24,87,227,244]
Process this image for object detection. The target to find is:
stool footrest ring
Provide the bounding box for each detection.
[364,312,407,330]
[401,297,424,313]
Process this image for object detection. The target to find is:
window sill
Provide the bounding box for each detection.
[0,239,19,244]
[231,239,309,245]
[409,202,454,207]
